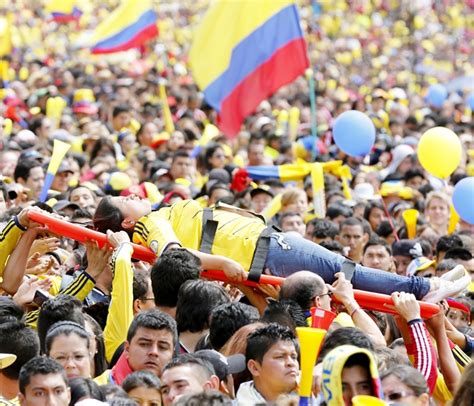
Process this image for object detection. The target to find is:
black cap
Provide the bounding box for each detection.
[194,350,246,381]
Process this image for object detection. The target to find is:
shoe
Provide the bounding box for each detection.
[440,265,467,282]
[422,274,470,303]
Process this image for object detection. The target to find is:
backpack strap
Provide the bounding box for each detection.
[199,208,218,254]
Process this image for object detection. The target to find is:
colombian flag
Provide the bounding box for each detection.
[89,0,158,54]
[244,161,342,182]
[190,1,309,137]
[47,0,82,23]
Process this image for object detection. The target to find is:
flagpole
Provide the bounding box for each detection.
[306,68,318,161]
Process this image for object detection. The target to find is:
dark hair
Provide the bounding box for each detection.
[176,280,229,333]
[171,150,190,163]
[19,356,67,394]
[203,142,224,171]
[444,247,473,261]
[162,353,215,379]
[436,234,463,257]
[375,220,394,238]
[279,211,303,227]
[381,365,429,396]
[340,217,366,233]
[133,270,151,302]
[69,377,105,404]
[326,203,353,220]
[0,296,24,323]
[38,295,85,353]
[404,169,425,183]
[83,313,108,377]
[93,196,125,234]
[363,237,392,255]
[45,321,90,355]
[451,362,474,406]
[151,248,201,307]
[436,258,459,273]
[363,201,384,221]
[209,302,259,351]
[260,299,307,331]
[90,137,116,163]
[318,327,374,362]
[122,370,161,392]
[318,239,344,254]
[280,273,326,312]
[112,105,131,118]
[311,219,339,240]
[0,320,40,380]
[246,323,296,364]
[172,390,233,406]
[13,159,42,182]
[127,309,178,347]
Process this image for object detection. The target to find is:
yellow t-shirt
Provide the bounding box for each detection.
[133,199,267,272]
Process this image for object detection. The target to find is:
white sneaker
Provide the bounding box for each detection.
[422,274,470,303]
[440,265,467,282]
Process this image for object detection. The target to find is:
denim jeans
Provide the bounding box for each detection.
[264,233,431,299]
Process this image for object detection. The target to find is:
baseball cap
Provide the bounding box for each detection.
[53,200,80,212]
[407,256,436,276]
[0,353,17,369]
[392,240,423,258]
[250,185,274,199]
[194,350,246,381]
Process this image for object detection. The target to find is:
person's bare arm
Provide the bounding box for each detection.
[329,272,386,346]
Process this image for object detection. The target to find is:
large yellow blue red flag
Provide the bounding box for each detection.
[189,0,309,137]
[46,0,82,23]
[88,0,158,54]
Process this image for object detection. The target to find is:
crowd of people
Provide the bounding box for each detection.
[0,0,474,405]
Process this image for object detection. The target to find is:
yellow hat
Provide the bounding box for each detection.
[0,353,16,369]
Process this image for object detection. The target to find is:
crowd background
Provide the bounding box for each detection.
[0,0,473,405]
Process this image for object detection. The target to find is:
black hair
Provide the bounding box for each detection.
[279,211,303,226]
[162,353,215,379]
[318,239,344,254]
[375,220,394,239]
[133,270,151,302]
[172,390,233,406]
[37,295,85,354]
[122,370,161,393]
[246,323,297,364]
[404,169,425,182]
[19,356,67,395]
[311,219,339,240]
[203,142,224,171]
[69,377,105,404]
[340,217,366,233]
[318,327,374,362]
[13,159,42,182]
[127,309,178,347]
[436,258,459,273]
[112,104,131,118]
[0,296,24,323]
[171,150,190,163]
[0,320,40,380]
[436,234,463,257]
[176,280,230,333]
[83,313,108,377]
[150,248,201,308]
[444,247,473,261]
[260,299,307,331]
[45,321,90,355]
[326,203,353,220]
[279,273,326,312]
[93,196,125,234]
[209,303,260,351]
[363,237,392,255]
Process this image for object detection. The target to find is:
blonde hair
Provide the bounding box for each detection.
[280,188,307,209]
[425,191,450,211]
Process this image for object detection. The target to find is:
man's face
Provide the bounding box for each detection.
[125,327,175,378]
[20,373,70,406]
[362,245,392,272]
[160,365,206,406]
[25,166,45,198]
[113,111,131,131]
[170,157,192,180]
[51,172,72,193]
[393,255,412,276]
[251,192,272,214]
[341,365,372,406]
[249,340,298,396]
[247,143,265,166]
[280,215,305,236]
[338,225,368,259]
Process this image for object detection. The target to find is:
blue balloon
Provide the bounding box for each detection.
[333,110,375,157]
[453,177,474,224]
[467,93,474,110]
[426,84,448,108]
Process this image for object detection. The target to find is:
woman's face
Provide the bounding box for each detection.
[426,198,449,226]
[48,333,92,379]
[121,134,138,154]
[127,387,162,406]
[139,123,157,147]
[283,193,308,216]
[70,187,96,210]
[208,147,226,170]
[382,374,428,406]
[168,131,185,151]
[368,207,386,231]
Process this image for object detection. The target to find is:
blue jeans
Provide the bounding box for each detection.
[264,233,431,299]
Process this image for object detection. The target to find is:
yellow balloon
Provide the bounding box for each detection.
[417,127,462,179]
